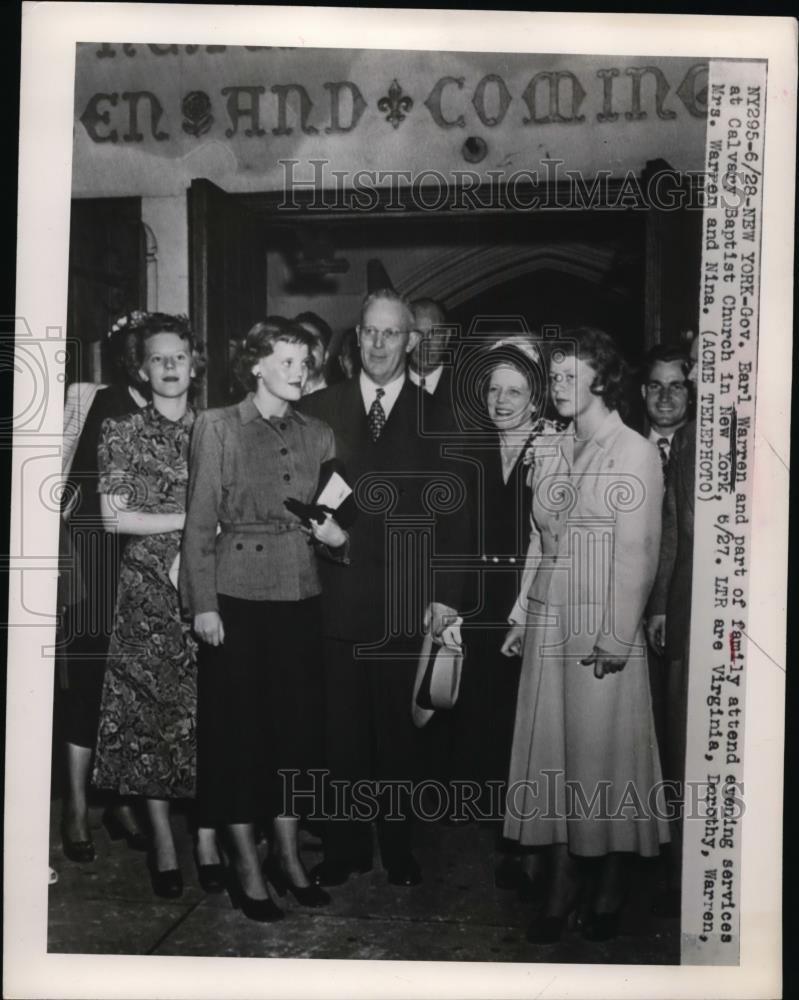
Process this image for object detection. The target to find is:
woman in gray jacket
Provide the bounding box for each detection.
[181,317,348,921]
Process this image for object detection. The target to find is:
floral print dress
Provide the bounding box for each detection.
[92,405,197,799]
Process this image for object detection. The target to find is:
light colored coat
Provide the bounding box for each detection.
[504,410,670,857]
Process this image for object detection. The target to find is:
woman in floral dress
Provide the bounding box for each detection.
[92,313,219,898]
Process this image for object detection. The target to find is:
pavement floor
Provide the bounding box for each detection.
[47,799,680,964]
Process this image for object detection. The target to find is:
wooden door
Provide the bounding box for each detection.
[67,197,145,384]
[188,179,268,408]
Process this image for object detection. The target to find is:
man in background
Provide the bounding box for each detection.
[640,343,692,767]
[645,335,699,916]
[640,343,692,476]
[296,311,334,395]
[408,298,455,412]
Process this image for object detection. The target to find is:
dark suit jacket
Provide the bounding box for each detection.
[298,377,470,644]
[648,420,695,660]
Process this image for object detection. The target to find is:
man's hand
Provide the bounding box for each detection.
[501,624,526,658]
[581,646,627,679]
[646,614,666,655]
[194,610,225,646]
[424,602,459,646]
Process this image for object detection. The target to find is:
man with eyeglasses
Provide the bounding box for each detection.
[299,287,469,890]
[640,344,692,474]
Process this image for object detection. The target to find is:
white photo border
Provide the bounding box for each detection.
[7,4,794,998]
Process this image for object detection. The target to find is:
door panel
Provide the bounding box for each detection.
[188,179,268,407]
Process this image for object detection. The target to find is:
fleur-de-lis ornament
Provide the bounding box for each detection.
[181,91,214,137]
[378,79,413,129]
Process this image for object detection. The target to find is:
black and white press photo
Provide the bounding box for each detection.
[5,5,794,999]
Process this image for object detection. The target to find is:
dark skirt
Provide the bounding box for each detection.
[58,525,125,749]
[197,594,324,826]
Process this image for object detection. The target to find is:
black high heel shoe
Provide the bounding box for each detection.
[147,853,183,899]
[194,847,226,894]
[60,822,95,863]
[264,856,331,907]
[102,808,150,852]
[227,871,285,922]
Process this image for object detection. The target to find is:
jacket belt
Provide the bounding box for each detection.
[219,521,302,535]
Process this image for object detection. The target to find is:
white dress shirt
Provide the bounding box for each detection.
[648,428,676,459]
[408,365,444,395]
[359,370,406,419]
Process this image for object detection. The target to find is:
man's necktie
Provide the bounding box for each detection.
[368,387,386,441]
[657,436,670,476]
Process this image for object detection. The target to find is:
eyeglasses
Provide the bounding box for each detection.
[645,381,689,396]
[548,372,576,385]
[359,326,406,343]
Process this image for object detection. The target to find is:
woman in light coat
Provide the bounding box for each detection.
[501,327,668,943]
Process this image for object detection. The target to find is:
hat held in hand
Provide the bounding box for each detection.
[411,620,464,728]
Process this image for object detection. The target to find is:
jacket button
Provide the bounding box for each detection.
[283,473,290,482]
[280,447,288,455]
[279,423,287,431]
[236,543,243,551]
[256,544,263,552]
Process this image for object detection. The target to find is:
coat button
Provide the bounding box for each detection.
[236,543,243,550]
[280,447,288,455]
[256,544,263,552]
[283,473,290,482]
[280,423,287,431]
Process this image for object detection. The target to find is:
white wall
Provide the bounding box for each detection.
[141,196,189,315]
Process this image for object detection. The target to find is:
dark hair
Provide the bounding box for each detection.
[552,326,628,414]
[640,343,690,383]
[333,326,361,380]
[132,312,207,384]
[295,311,333,350]
[233,316,316,392]
[410,297,447,324]
[105,328,148,392]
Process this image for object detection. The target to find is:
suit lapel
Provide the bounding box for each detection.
[379,379,417,445]
[336,379,370,460]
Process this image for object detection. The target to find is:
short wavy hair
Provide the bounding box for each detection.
[131,312,207,385]
[479,340,545,414]
[553,326,628,414]
[233,316,317,392]
[359,287,415,330]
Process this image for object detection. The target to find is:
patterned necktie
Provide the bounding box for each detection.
[368,387,386,441]
[657,436,670,476]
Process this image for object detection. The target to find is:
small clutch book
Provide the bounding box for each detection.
[284,458,357,528]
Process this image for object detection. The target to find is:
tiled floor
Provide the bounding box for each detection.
[48,801,680,964]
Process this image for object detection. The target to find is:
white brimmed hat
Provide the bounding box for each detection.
[411,625,464,728]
